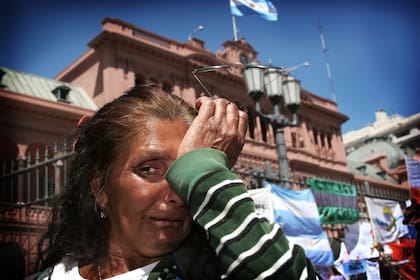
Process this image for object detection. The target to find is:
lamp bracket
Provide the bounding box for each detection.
[254,106,295,130]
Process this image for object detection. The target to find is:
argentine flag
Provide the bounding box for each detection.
[230,0,278,21]
[264,181,334,265]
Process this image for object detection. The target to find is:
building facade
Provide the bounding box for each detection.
[344,109,420,156]
[55,18,409,200]
[0,17,411,275]
[0,67,97,275]
[343,109,420,199]
[56,17,352,187]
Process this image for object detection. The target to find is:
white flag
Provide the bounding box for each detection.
[365,197,409,244]
[344,221,379,260]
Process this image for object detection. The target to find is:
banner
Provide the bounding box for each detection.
[365,260,381,280]
[248,187,274,223]
[364,197,409,244]
[230,0,278,21]
[405,156,420,203]
[343,221,379,260]
[264,181,334,265]
[307,178,359,224]
[341,259,366,276]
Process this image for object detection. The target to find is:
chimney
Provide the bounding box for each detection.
[375,109,388,124]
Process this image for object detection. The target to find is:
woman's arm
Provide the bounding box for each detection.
[166,148,320,279]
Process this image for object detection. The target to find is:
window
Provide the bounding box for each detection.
[299,135,305,148]
[0,68,6,88]
[327,133,332,149]
[320,131,325,147]
[149,77,159,86]
[356,165,367,175]
[162,81,172,93]
[313,129,319,146]
[52,85,70,103]
[135,74,145,86]
[239,53,249,64]
[291,132,297,148]
[377,171,387,180]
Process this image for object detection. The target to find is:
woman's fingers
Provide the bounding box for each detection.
[214,99,230,124]
[238,109,248,142]
[194,96,215,121]
[226,102,239,130]
[180,97,248,166]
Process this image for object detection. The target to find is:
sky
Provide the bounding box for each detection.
[1,0,419,134]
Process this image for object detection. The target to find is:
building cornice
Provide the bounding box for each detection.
[0,89,95,121]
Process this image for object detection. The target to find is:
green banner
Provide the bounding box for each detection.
[318,206,359,225]
[307,178,357,197]
[307,177,359,224]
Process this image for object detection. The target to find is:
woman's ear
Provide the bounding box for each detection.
[90,176,108,207]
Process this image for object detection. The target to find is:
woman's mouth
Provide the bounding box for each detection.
[149,217,183,227]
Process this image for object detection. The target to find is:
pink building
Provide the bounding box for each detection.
[0,18,410,275]
[56,17,352,185]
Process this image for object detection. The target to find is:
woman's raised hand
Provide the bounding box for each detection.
[178,96,248,168]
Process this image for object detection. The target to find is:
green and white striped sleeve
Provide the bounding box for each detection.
[166,148,320,280]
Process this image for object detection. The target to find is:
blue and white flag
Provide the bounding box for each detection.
[248,187,275,223]
[230,0,278,21]
[264,181,334,265]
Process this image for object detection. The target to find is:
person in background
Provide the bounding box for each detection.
[0,241,25,280]
[402,198,420,280]
[32,84,320,279]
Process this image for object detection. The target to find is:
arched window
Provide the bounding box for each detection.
[313,129,319,146]
[149,77,159,86]
[0,136,19,203]
[162,80,172,93]
[135,73,146,86]
[0,136,18,163]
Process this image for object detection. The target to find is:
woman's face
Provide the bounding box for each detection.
[102,118,192,264]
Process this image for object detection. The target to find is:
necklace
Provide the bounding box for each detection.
[96,256,177,280]
[97,259,103,280]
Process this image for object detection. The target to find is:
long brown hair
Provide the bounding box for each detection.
[37,85,197,269]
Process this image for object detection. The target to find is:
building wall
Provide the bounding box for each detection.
[343,109,420,155]
[0,89,94,159]
[0,17,413,276]
[56,17,354,189]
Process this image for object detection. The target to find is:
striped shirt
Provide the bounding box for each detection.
[166,149,321,279]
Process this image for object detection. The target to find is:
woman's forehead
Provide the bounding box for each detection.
[120,118,188,154]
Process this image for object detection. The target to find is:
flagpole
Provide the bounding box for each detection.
[232,15,238,41]
[363,194,379,248]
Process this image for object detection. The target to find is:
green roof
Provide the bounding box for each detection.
[347,138,404,169]
[347,159,397,182]
[346,138,404,182]
[0,66,97,111]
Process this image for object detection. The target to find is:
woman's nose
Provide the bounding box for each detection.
[162,180,184,204]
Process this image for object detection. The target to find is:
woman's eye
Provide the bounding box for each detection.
[135,161,166,182]
[141,166,161,176]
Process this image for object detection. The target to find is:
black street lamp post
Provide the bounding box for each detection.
[192,62,306,188]
[243,64,302,188]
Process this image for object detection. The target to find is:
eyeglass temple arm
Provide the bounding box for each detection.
[192,69,212,96]
[192,65,235,97]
